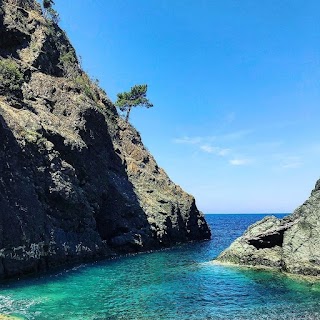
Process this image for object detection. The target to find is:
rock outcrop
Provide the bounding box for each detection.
[0,0,210,279]
[216,180,320,277]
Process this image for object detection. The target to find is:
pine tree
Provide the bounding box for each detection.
[43,0,59,23]
[115,84,153,122]
[43,0,54,9]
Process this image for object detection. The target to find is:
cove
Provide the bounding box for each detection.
[1,214,320,320]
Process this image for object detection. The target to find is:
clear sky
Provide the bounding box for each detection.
[53,0,319,213]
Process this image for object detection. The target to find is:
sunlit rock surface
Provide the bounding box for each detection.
[0,0,210,279]
[217,179,320,277]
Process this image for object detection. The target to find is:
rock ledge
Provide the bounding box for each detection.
[216,179,320,278]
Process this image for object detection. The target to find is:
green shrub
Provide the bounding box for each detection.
[60,50,77,66]
[75,73,98,102]
[0,58,23,91]
[59,50,78,78]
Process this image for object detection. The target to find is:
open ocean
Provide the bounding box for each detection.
[1,213,320,319]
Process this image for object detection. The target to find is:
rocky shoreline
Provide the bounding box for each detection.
[216,179,320,279]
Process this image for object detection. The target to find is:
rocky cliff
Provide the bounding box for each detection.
[216,180,320,277]
[0,0,210,279]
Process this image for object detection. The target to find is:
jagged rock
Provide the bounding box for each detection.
[0,0,210,279]
[216,179,320,277]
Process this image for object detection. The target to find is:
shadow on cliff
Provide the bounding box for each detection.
[0,112,52,277]
[42,107,157,253]
[0,105,157,280]
[0,2,32,58]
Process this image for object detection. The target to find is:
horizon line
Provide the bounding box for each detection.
[205,212,290,215]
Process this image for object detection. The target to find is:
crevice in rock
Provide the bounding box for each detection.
[0,4,31,58]
[33,33,63,77]
[248,230,285,249]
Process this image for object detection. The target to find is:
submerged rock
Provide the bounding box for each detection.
[0,314,24,320]
[216,179,320,277]
[0,315,24,320]
[0,0,210,279]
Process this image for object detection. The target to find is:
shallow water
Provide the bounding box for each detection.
[1,214,320,319]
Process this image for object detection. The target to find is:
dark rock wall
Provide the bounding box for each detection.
[0,0,210,279]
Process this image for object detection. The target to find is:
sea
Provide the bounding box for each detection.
[1,214,320,320]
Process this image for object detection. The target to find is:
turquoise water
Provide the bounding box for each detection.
[1,214,320,319]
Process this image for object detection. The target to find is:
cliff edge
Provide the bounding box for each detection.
[216,179,320,277]
[0,0,210,279]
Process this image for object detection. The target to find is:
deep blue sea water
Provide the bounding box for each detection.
[1,214,320,319]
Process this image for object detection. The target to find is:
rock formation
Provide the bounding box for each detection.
[217,179,320,277]
[0,0,210,279]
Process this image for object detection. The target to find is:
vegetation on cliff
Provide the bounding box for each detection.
[0,58,23,91]
[115,84,153,122]
[0,0,210,279]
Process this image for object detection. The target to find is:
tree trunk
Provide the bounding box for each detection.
[125,106,132,122]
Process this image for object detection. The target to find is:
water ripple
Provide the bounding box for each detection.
[1,214,320,319]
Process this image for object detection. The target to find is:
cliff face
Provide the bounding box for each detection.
[0,0,210,279]
[217,180,320,277]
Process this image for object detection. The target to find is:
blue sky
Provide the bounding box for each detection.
[53,0,319,213]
